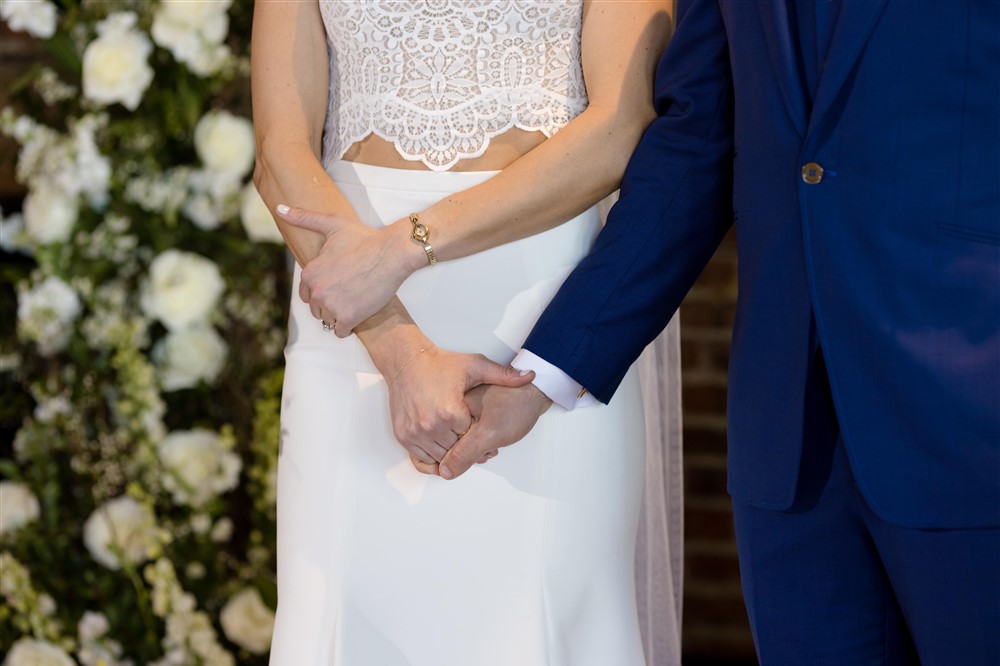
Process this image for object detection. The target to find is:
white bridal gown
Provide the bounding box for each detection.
[269,3,684,665]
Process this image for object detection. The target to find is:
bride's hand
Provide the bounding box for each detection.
[277,205,422,337]
[385,347,534,474]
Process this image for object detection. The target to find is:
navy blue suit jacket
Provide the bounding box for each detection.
[524,0,999,528]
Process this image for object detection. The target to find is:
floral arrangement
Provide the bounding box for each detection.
[0,1,289,664]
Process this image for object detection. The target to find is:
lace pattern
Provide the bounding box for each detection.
[319,0,588,171]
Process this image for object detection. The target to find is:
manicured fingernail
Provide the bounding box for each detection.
[276,204,290,215]
[439,464,453,480]
[518,369,531,375]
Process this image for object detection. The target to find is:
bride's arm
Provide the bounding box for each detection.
[251,1,531,469]
[280,0,674,333]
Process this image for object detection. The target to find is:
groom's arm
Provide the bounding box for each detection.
[440,0,736,478]
[523,0,736,404]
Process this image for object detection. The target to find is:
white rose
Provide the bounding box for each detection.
[17,275,82,356]
[0,481,41,536]
[0,212,29,253]
[157,429,241,507]
[219,588,275,655]
[152,0,232,77]
[153,325,228,391]
[82,12,154,111]
[210,517,233,543]
[183,169,241,231]
[194,111,255,178]
[22,183,77,244]
[3,638,74,666]
[140,249,225,331]
[78,610,110,642]
[0,0,58,39]
[239,182,284,244]
[83,495,159,570]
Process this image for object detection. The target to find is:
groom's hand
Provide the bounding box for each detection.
[438,383,552,480]
[388,349,535,470]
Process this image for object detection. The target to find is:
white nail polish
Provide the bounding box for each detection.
[277,204,290,214]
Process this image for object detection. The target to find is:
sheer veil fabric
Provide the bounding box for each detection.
[599,194,684,666]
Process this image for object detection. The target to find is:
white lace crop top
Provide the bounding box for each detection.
[319,0,588,171]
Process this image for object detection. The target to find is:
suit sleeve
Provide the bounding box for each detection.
[523,0,736,404]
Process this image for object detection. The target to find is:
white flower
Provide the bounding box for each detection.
[0,481,41,536]
[219,588,275,655]
[83,495,160,570]
[183,169,240,231]
[78,611,110,642]
[239,182,283,243]
[194,110,255,178]
[17,275,82,356]
[22,183,77,244]
[3,638,74,666]
[157,429,241,507]
[68,114,112,208]
[140,249,225,331]
[82,12,154,111]
[152,0,233,77]
[0,0,58,39]
[0,212,30,254]
[153,325,228,391]
[210,517,233,543]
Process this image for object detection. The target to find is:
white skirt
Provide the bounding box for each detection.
[270,161,647,666]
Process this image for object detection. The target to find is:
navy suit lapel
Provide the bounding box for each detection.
[807,0,889,136]
[757,0,809,138]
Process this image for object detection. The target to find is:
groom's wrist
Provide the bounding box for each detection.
[511,349,597,411]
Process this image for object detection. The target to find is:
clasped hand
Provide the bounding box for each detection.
[281,205,553,478]
[385,347,552,479]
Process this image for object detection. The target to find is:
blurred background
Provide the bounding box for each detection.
[0,3,753,664]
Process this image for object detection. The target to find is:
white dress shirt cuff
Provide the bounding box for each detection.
[511,349,598,411]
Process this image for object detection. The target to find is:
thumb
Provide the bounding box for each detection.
[439,425,493,480]
[276,204,342,237]
[466,355,534,391]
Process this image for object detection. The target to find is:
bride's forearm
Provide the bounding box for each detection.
[381,1,672,267]
[354,300,433,379]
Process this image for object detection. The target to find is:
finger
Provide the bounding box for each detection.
[309,301,323,321]
[413,439,449,463]
[411,456,439,476]
[466,356,534,391]
[451,411,473,438]
[476,449,499,465]
[333,318,354,339]
[276,204,342,237]
[407,447,435,465]
[298,279,311,304]
[439,426,495,480]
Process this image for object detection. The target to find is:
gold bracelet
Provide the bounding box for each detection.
[387,346,434,387]
[409,213,437,266]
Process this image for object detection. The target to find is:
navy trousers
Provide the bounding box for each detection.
[733,432,1000,665]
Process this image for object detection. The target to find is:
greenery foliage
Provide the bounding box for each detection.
[0,1,288,663]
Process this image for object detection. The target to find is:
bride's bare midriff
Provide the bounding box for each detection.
[341,127,548,171]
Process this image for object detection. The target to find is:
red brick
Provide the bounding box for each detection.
[686,552,743,581]
[683,426,728,456]
[685,506,735,540]
[682,383,729,415]
[685,465,729,498]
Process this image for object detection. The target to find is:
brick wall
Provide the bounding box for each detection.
[679,230,758,663]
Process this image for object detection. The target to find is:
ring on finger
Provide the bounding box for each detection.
[322,319,335,332]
